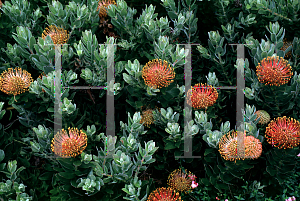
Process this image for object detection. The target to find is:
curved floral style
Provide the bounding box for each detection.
[256,56,293,86]
[255,110,270,125]
[0,67,33,101]
[97,0,117,19]
[142,59,175,89]
[42,25,69,45]
[38,72,47,93]
[219,131,262,161]
[51,127,88,158]
[186,83,218,110]
[167,169,196,194]
[147,187,181,201]
[280,38,293,59]
[140,109,155,128]
[265,116,300,149]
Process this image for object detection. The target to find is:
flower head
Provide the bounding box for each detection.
[0,0,2,8]
[256,56,293,86]
[219,131,262,161]
[140,109,155,128]
[97,0,117,19]
[186,83,218,110]
[142,59,175,89]
[0,67,33,101]
[265,116,300,149]
[147,187,181,201]
[42,25,69,45]
[255,110,270,125]
[167,169,195,194]
[51,127,88,158]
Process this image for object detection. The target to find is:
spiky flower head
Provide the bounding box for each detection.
[256,56,293,86]
[142,59,175,89]
[219,131,262,161]
[97,0,117,18]
[51,127,88,158]
[280,38,293,59]
[42,25,69,45]
[265,116,300,149]
[0,67,33,101]
[167,169,196,194]
[147,187,181,201]
[140,109,154,128]
[0,0,2,8]
[255,110,270,125]
[186,83,218,110]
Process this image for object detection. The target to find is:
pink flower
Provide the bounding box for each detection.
[191,181,198,188]
[225,199,228,201]
[297,153,300,157]
[292,196,296,201]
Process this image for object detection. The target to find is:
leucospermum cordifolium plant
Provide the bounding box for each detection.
[0,0,300,200]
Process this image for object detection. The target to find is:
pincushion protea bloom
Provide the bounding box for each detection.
[42,25,69,45]
[0,0,2,8]
[219,131,262,161]
[255,110,270,125]
[51,127,88,158]
[0,67,33,101]
[97,0,117,19]
[142,59,175,89]
[167,169,196,194]
[140,109,155,128]
[186,83,218,110]
[265,116,300,149]
[256,56,293,86]
[147,187,181,201]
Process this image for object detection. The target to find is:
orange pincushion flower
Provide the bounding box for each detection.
[167,169,195,194]
[186,83,218,110]
[218,131,262,161]
[256,56,293,86]
[140,109,154,128]
[97,0,117,18]
[265,116,300,149]
[147,187,181,201]
[244,135,262,159]
[142,59,175,89]
[51,127,88,158]
[42,25,69,45]
[0,0,2,8]
[0,67,33,101]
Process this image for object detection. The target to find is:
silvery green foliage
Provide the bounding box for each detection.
[0,150,32,200]
[197,30,226,65]
[165,123,181,141]
[154,35,188,68]
[123,59,143,87]
[206,72,219,87]
[29,70,78,104]
[194,111,213,134]
[202,130,224,149]
[152,107,180,127]
[243,104,264,143]
[183,120,199,138]
[47,0,89,31]
[194,110,230,148]
[0,0,42,30]
[74,33,124,87]
[120,112,147,138]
